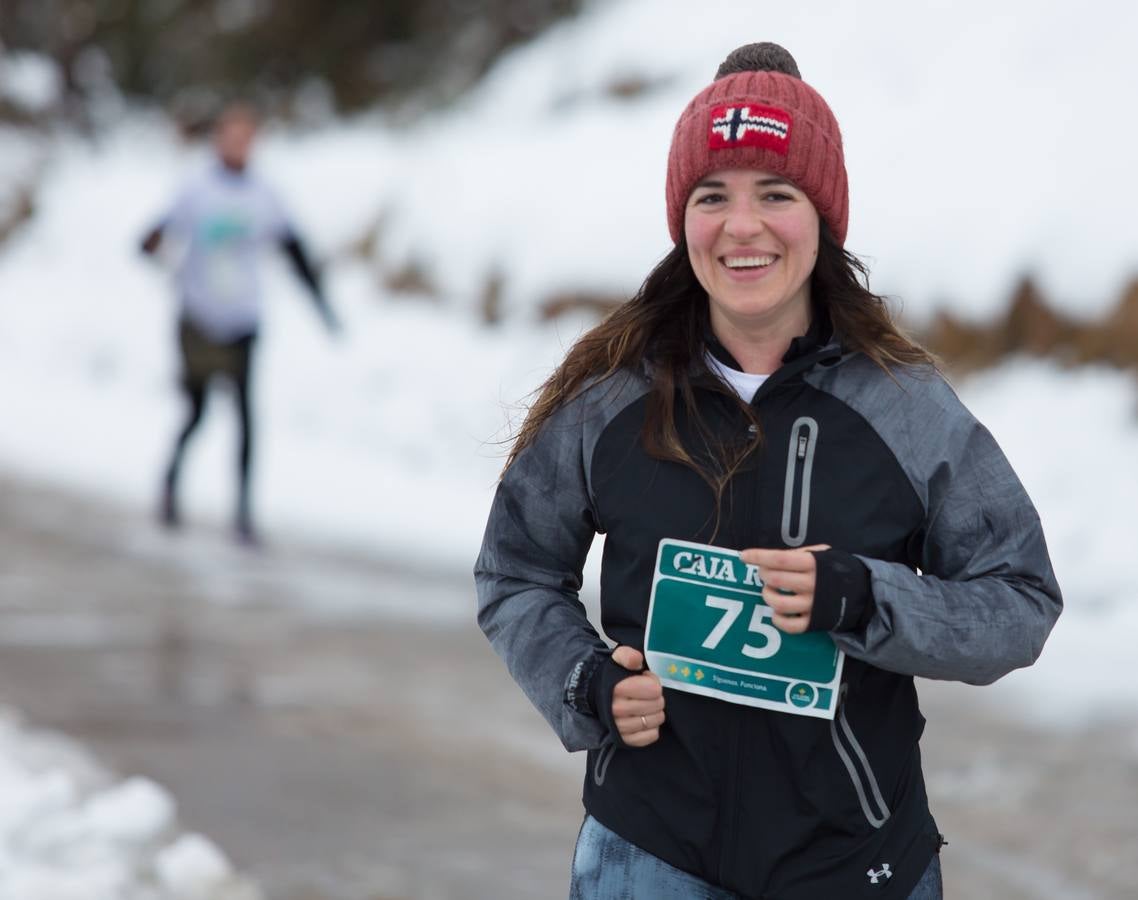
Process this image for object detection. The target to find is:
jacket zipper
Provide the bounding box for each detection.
[713,352,835,882]
[780,416,819,547]
[718,714,744,886]
[831,685,891,828]
[717,405,757,886]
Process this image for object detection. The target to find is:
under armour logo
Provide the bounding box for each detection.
[866,864,893,885]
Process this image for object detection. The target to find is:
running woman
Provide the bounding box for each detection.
[475,42,1061,899]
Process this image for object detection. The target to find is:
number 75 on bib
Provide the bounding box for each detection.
[644,539,845,719]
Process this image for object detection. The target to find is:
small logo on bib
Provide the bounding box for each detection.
[787,682,816,708]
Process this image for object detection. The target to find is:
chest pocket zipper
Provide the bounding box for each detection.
[780,416,819,547]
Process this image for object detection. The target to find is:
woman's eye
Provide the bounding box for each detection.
[763,192,794,203]
[693,192,726,205]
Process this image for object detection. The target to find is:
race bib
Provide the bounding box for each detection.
[644,539,844,719]
[201,213,251,305]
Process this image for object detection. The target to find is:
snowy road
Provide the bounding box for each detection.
[0,475,1134,900]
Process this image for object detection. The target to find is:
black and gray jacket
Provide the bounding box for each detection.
[475,330,1061,899]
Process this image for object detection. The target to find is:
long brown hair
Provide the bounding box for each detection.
[504,223,934,497]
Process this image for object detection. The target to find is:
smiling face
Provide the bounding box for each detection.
[684,168,820,353]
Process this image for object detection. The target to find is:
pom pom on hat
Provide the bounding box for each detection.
[715,42,801,80]
[665,43,848,245]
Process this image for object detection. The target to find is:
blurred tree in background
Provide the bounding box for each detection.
[0,0,582,125]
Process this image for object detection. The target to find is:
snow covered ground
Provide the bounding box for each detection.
[0,709,259,899]
[1,3,1137,886]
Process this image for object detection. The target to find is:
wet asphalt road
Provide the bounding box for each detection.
[0,475,1135,899]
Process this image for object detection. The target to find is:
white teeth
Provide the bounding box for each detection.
[723,255,776,268]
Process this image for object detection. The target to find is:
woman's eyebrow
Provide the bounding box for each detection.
[692,176,795,189]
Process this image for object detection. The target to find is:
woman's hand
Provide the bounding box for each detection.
[740,545,830,634]
[610,646,666,748]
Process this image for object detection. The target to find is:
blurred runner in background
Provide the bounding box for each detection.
[141,101,338,544]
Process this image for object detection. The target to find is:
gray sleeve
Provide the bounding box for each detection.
[475,376,644,752]
[815,361,1063,685]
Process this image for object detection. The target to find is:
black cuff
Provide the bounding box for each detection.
[808,550,875,633]
[588,647,645,748]
[281,233,323,298]
[563,649,606,716]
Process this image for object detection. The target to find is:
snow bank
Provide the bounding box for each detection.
[0,49,62,115]
[364,0,1138,323]
[0,709,261,900]
[0,126,43,234]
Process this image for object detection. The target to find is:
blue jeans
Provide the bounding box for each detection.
[569,815,943,899]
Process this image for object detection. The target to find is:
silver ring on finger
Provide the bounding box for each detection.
[640,715,649,731]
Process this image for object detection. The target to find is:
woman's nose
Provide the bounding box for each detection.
[724,207,764,240]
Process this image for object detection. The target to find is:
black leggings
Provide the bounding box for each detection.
[164,321,257,524]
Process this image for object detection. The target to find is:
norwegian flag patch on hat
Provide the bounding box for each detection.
[708,103,791,154]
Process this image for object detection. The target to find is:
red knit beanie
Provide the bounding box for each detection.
[665,45,848,246]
